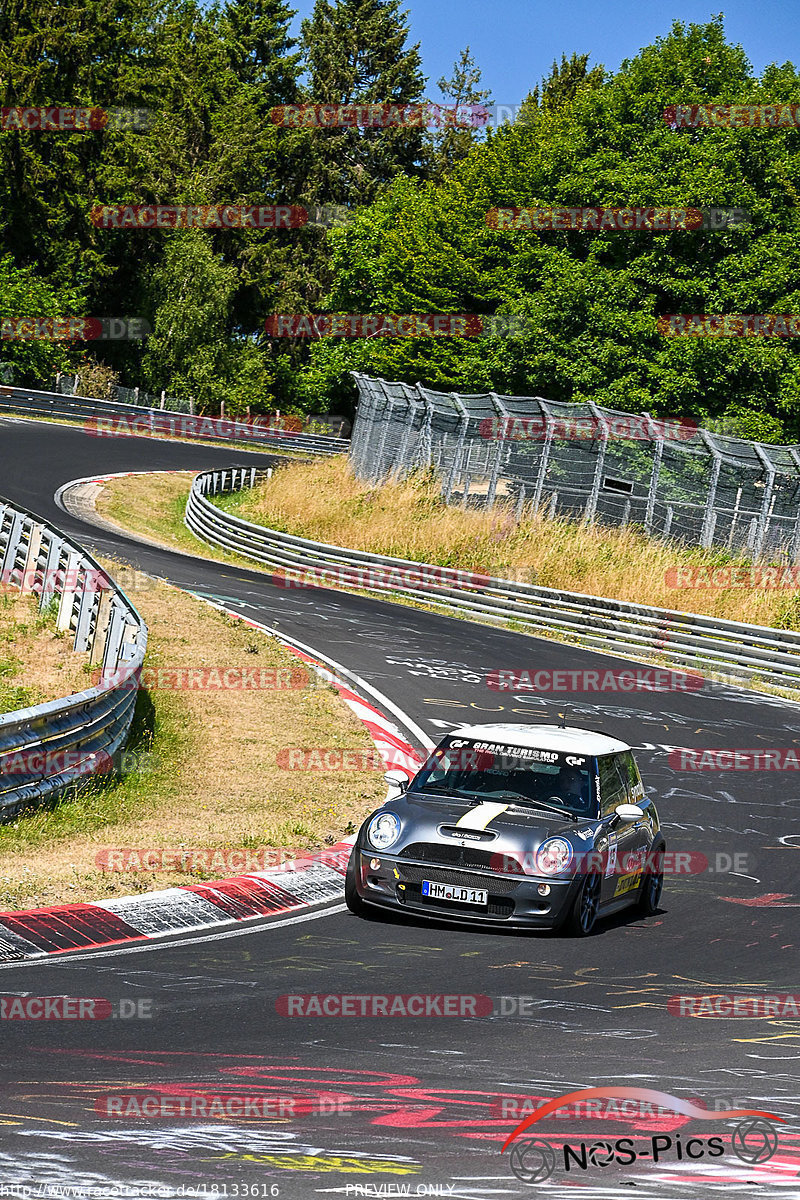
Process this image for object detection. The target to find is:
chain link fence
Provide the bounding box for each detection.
[349,373,800,563]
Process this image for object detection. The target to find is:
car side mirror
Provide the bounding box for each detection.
[614,803,644,823]
[384,770,408,792]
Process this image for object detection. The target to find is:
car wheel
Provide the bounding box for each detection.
[638,840,665,916]
[344,852,366,916]
[564,872,601,936]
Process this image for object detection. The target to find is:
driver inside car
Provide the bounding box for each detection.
[551,766,593,813]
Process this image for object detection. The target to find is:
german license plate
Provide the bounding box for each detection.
[421,880,488,906]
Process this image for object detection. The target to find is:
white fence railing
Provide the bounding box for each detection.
[0,500,147,814]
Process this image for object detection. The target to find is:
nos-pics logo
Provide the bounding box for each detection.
[502,1087,783,1184]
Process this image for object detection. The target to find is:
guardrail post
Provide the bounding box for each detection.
[20,524,43,593]
[89,588,113,665]
[57,550,83,634]
[40,532,64,607]
[0,511,24,582]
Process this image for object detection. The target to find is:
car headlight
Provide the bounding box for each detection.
[367,812,401,850]
[535,837,574,876]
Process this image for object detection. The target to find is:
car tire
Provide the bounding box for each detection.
[637,839,665,916]
[345,852,366,916]
[564,872,601,937]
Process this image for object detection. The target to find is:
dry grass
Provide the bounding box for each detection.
[0,562,384,909]
[230,457,800,630]
[0,591,91,712]
[98,463,800,631]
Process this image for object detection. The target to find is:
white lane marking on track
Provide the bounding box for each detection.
[0,903,347,970]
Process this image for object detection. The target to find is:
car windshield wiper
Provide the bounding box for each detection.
[490,792,580,821]
[409,785,479,800]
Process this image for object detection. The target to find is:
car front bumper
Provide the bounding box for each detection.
[351,847,580,928]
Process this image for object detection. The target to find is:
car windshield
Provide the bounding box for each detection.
[408,737,597,818]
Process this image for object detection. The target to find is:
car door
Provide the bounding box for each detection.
[597,754,640,906]
[610,750,652,903]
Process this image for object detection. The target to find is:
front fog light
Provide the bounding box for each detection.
[538,883,551,896]
[367,812,400,850]
[370,858,381,870]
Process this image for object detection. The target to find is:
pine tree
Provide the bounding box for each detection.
[299,0,428,206]
[428,46,491,180]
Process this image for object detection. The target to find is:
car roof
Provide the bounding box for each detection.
[448,723,631,756]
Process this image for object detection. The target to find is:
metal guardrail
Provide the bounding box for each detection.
[0,384,349,457]
[0,499,147,814]
[185,468,800,694]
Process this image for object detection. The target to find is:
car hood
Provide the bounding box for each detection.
[372,792,605,861]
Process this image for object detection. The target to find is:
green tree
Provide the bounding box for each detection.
[428,46,492,180]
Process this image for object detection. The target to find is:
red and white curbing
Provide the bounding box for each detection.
[0,527,423,961]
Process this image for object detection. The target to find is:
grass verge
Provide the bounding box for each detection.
[0,592,91,712]
[0,558,384,910]
[99,459,800,631]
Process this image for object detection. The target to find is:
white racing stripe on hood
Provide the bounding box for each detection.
[455,802,511,831]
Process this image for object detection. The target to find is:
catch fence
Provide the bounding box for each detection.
[350,374,800,562]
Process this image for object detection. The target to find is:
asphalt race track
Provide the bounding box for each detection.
[0,415,798,1199]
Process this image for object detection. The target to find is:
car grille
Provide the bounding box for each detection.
[397,862,521,896]
[398,883,514,919]
[399,843,524,874]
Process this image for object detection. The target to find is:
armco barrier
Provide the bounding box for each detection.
[0,383,348,456]
[185,467,800,693]
[0,500,147,813]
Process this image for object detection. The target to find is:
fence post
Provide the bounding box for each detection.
[644,415,664,535]
[664,506,674,539]
[486,393,511,508]
[532,404,554,512]
[444,397,470,502]
[700,434,723,548]
[752,444,777,559]
[370,381,395,484]
[414,384,433,472]
[583,402,610,524]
